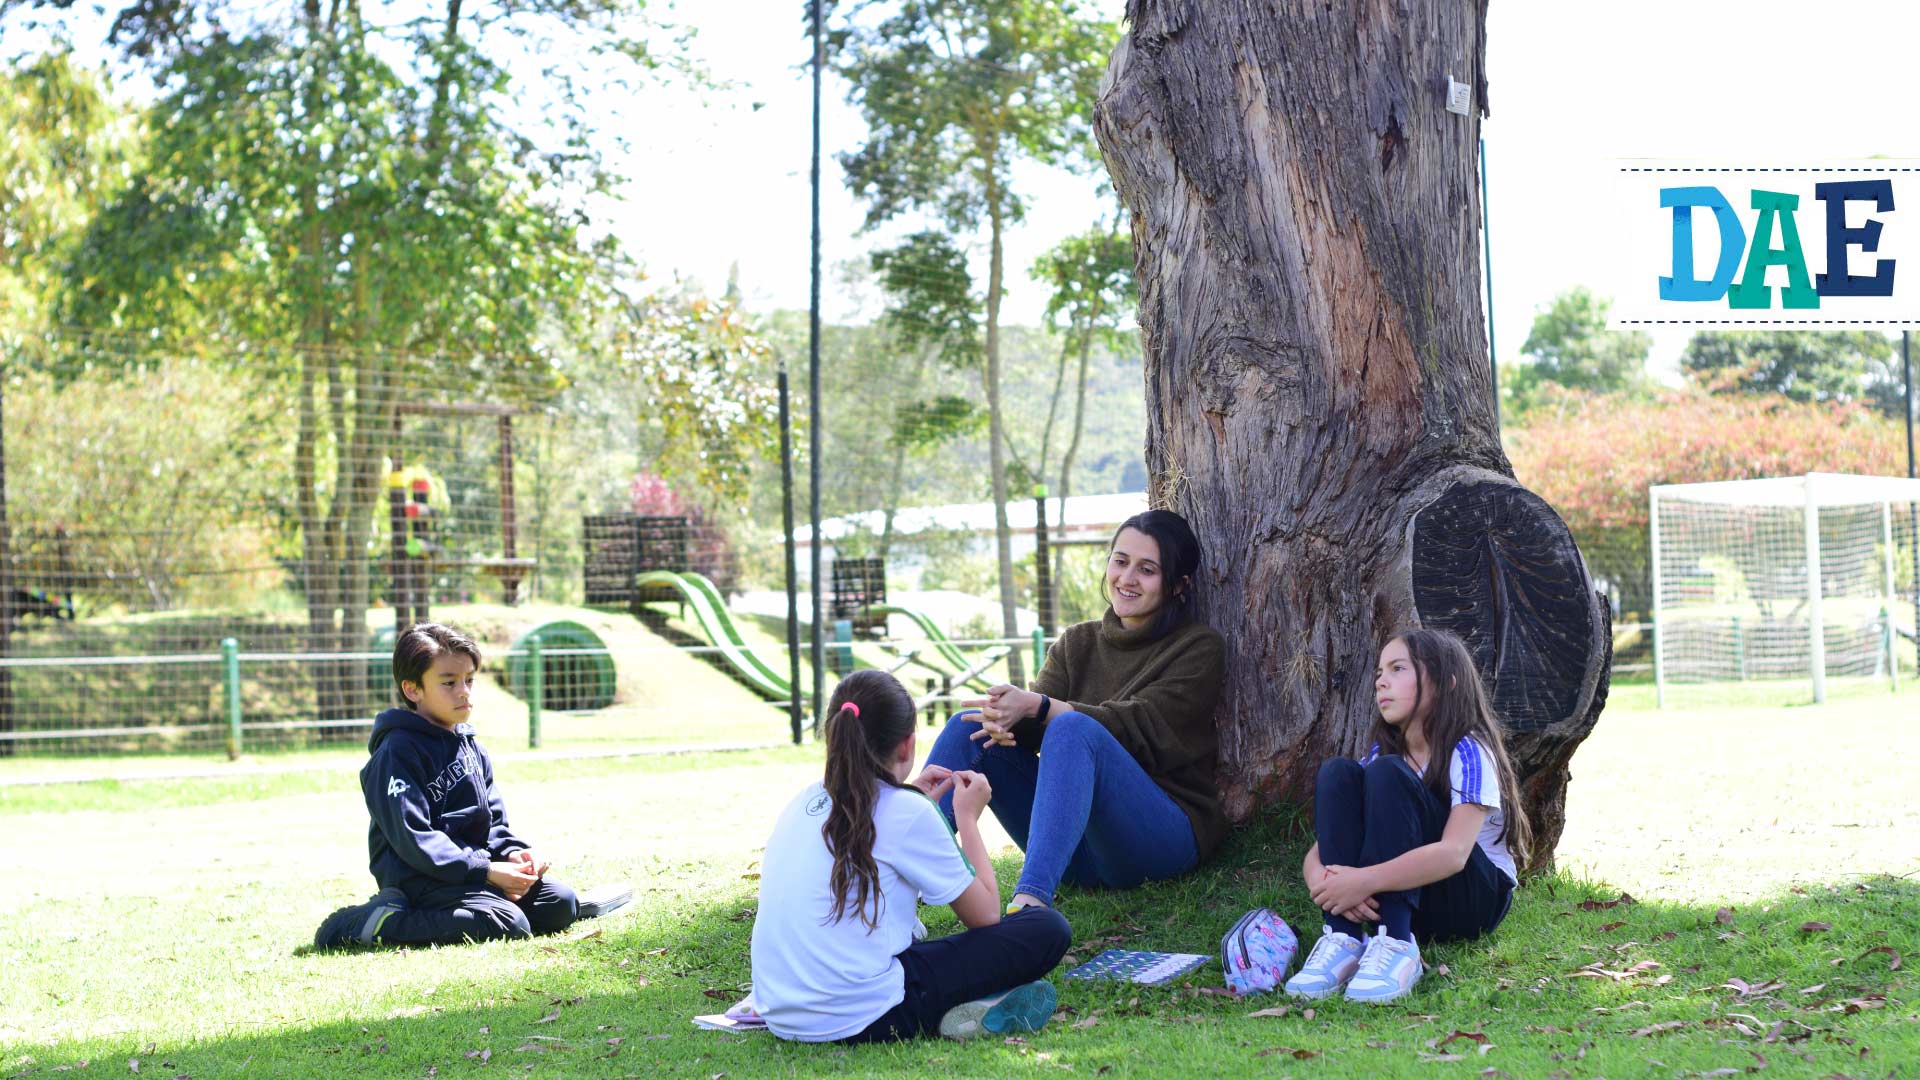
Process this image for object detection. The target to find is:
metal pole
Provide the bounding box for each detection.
[779,365,802,744]
[1905,331,1917,674]
[0,362,13,757]
[1885,501,1899,691]
[1032,626,1045,673]
[1481,136,1499,420]
[222,637,243,759]
[808,0,826,736]
[527,633,544,749]
[1805,476,1825,705]
[1033,483,1053,636]
[1650,486,1665,708]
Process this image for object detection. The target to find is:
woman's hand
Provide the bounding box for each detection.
[950,770,993,821]
[1309,864,1379,917]
[908,764,955,801]
[961,684,1042,734]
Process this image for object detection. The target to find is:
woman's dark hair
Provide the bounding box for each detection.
[392,622,483,706]
[1105,509,1204,640]
[821,668,918,929]
[1368,628,1532,870]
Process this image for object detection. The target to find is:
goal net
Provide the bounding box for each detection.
[1651,473,1920,706]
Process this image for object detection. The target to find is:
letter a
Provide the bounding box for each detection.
[1728,189,1820,309]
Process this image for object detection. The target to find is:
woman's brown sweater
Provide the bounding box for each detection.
[1024,609,1229,859]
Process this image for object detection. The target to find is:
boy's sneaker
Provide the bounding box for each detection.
[577,884,633,920]
[1283,926,1365,999]
[1343,927,1424,1004]
[313,887,407,949]
[937,979,1057,1040]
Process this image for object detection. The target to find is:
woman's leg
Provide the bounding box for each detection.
[1311,758,1368,938]
[1357,757,1450,941]
[839,908,1073,1044]
[1015,712,1198,906]
[926,711,1042,850]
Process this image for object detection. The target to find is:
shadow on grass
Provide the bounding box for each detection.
[13,809,1915,1079]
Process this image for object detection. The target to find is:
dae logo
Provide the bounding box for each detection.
[1606,163,1919,328]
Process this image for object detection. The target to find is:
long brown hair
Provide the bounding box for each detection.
[1369,628,1532,869]
[821,669,918,929]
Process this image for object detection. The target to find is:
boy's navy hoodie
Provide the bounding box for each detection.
[361,707,526,897]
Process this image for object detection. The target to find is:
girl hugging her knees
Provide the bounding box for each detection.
[749,669,1071,1044]
[1284,628,1531,1005]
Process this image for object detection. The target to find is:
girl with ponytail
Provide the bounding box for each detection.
[750,669,1071,1044]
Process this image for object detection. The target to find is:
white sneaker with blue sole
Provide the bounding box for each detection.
[1283,927,1364,999]
[937,979,1057,1040]
[1343,927,1424,1004]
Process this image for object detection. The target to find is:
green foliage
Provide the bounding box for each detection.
[831,0,1115,231]
[1681,329,1907,417]
[870,230,981,369]
[1507,287,1652,411]
[1032,218,1135,346]
[0,52,139,336]
[7,358,290,611]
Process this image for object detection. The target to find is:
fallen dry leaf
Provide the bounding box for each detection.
[1254,1047,1318,1060]
[1577,892,1637,911]
[1073,1015,1100,1030]
[1302,1007,1315,1021]
[1247,1007,1290,1019]
[1716,907,1736,925]
[1431,1031,1490,1049]
[1853,946,1901,971]
[1629,1021,1689,1037]
[532,1011,560,1025]
[1799,922,1833,933]
[128,1060,139,1075]
[1600,921,1627,933]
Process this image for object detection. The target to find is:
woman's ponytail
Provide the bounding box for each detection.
[820,669,917,929]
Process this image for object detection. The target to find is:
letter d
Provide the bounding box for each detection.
[1659,186,1746,302]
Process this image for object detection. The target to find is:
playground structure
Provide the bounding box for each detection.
[388,402,539,628]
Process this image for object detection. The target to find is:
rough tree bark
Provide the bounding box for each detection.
[1094,0,1609,870]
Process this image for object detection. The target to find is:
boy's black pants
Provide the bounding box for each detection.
[1315,757,1513,944]
[379,877,578,946]
[842,907,1072,1044]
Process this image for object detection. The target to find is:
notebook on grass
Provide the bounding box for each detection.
[1064,949,1211,986]
[692,994,765,1032]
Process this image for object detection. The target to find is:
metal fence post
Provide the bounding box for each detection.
[527,633,544,750]
[1732,615,1746,681]
[221,637,242,759]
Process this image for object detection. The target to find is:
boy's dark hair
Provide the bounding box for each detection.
[393,622,483,706]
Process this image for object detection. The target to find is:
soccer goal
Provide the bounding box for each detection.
[1650,473,1920,706]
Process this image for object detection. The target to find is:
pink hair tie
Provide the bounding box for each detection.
[842,702,860,718]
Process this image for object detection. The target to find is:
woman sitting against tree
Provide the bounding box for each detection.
[923,509,1227,913]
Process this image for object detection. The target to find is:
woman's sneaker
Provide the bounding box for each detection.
[1283,927,1365,999]
[937,979,1057,1040]
[1343,927,1424,1004]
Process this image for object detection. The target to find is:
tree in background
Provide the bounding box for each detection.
[1681,330,1906,417]
[1027,214,1135,522]
[869,232,985,561]
[832,0,1116,680]
[1507,287,1652,413]
[1506,391,1905,618]
[12,0,694,725]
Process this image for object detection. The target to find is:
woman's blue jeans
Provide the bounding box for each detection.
[925,710,1198,906]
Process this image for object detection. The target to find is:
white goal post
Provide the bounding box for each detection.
[1650,473,1920,706]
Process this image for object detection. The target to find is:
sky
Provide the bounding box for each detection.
[12,0,1920,383]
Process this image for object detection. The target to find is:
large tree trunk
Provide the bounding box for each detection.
[1094,0,1609,870]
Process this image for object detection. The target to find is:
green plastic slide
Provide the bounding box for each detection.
[862,604,1007,692]
[635,571,790,700]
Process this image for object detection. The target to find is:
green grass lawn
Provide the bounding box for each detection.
[3,690,1916,1077]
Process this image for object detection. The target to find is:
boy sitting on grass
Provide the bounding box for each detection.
[315,622,621,948]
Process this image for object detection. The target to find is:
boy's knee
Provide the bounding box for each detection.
[526,881,579,936]
[469,893,534,938]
